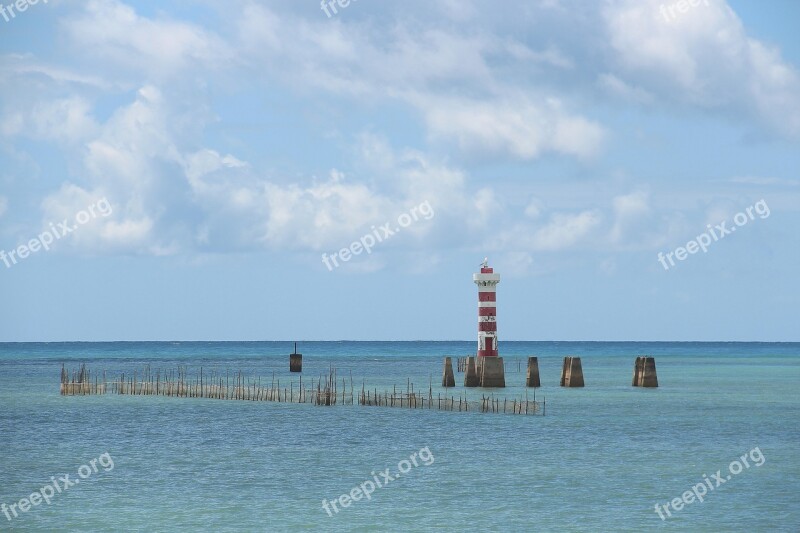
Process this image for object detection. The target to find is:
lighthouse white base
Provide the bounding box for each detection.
[478,356,506,388]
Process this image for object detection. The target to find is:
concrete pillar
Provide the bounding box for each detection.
[289,343,302,373]
[632,356,643,386]
[525,356,540,388]
[641,357,658,387]
[464,356,479,387]
[442,357,455,388]
[479,356,506,388]
[560,356,584,387]
[633,356,658,387]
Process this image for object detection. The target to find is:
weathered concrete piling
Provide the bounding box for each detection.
[289,342,302,373]
[479,356,506,388]
[525,357,540,388]
[464,356,479,387]
[632,356,658,387]
[442,357,455,387]
[560,356,584,387]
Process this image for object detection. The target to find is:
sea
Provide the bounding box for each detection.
[0,341,798,532]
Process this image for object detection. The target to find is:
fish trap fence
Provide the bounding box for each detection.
[60,364,544,416]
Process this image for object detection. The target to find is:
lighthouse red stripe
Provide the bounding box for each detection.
[478,292,496,302]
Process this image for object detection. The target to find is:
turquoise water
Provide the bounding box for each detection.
[1,342,798,531]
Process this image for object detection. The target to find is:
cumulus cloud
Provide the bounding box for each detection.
[235,2,605,161]
[39,184,151,252]
[32,87,469,259]
[2,0,797,268]
[531,210,603,250]
[62,0,236,78]
[495,208,603,253]
[35,0,800,146]
[1,97,99,143]
[603,0,800,136]
[416,93,606,159]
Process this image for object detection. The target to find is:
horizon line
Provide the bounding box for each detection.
[1,339,798,344]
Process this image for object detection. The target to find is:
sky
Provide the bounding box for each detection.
[0,0,798,342]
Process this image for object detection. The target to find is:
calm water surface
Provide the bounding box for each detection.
[1,342,798,531]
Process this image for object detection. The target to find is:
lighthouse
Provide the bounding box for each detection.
[473,258,505,387]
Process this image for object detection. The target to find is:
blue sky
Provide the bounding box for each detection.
[0,0,798,342]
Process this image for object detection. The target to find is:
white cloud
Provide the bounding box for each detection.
[437,0,479,21]
[62,0,235,78]
[4,0,796,268]
[495,209,604,252]
[237,5,496,96]
[416,93,606,159]
[1,97,99,143]
[524,198,545,219]
[531,210,603,250]
[728,176,799,187]
[235,3,604,161]
[610,191,651,244]
[18,80,732,262]
[505,42,574,69]
[497,251,536,277]
[28,87,472,259]
[40,183,155,252]
[603,0,800,136]
[257,171,396,251]
[0,55,115,90]
[597,73,654,104]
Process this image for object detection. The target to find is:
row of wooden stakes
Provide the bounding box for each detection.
[358,385,543,415]
[60,364,352,405]
[59,365,545,416]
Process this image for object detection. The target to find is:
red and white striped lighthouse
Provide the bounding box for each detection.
[474,258,500,358]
